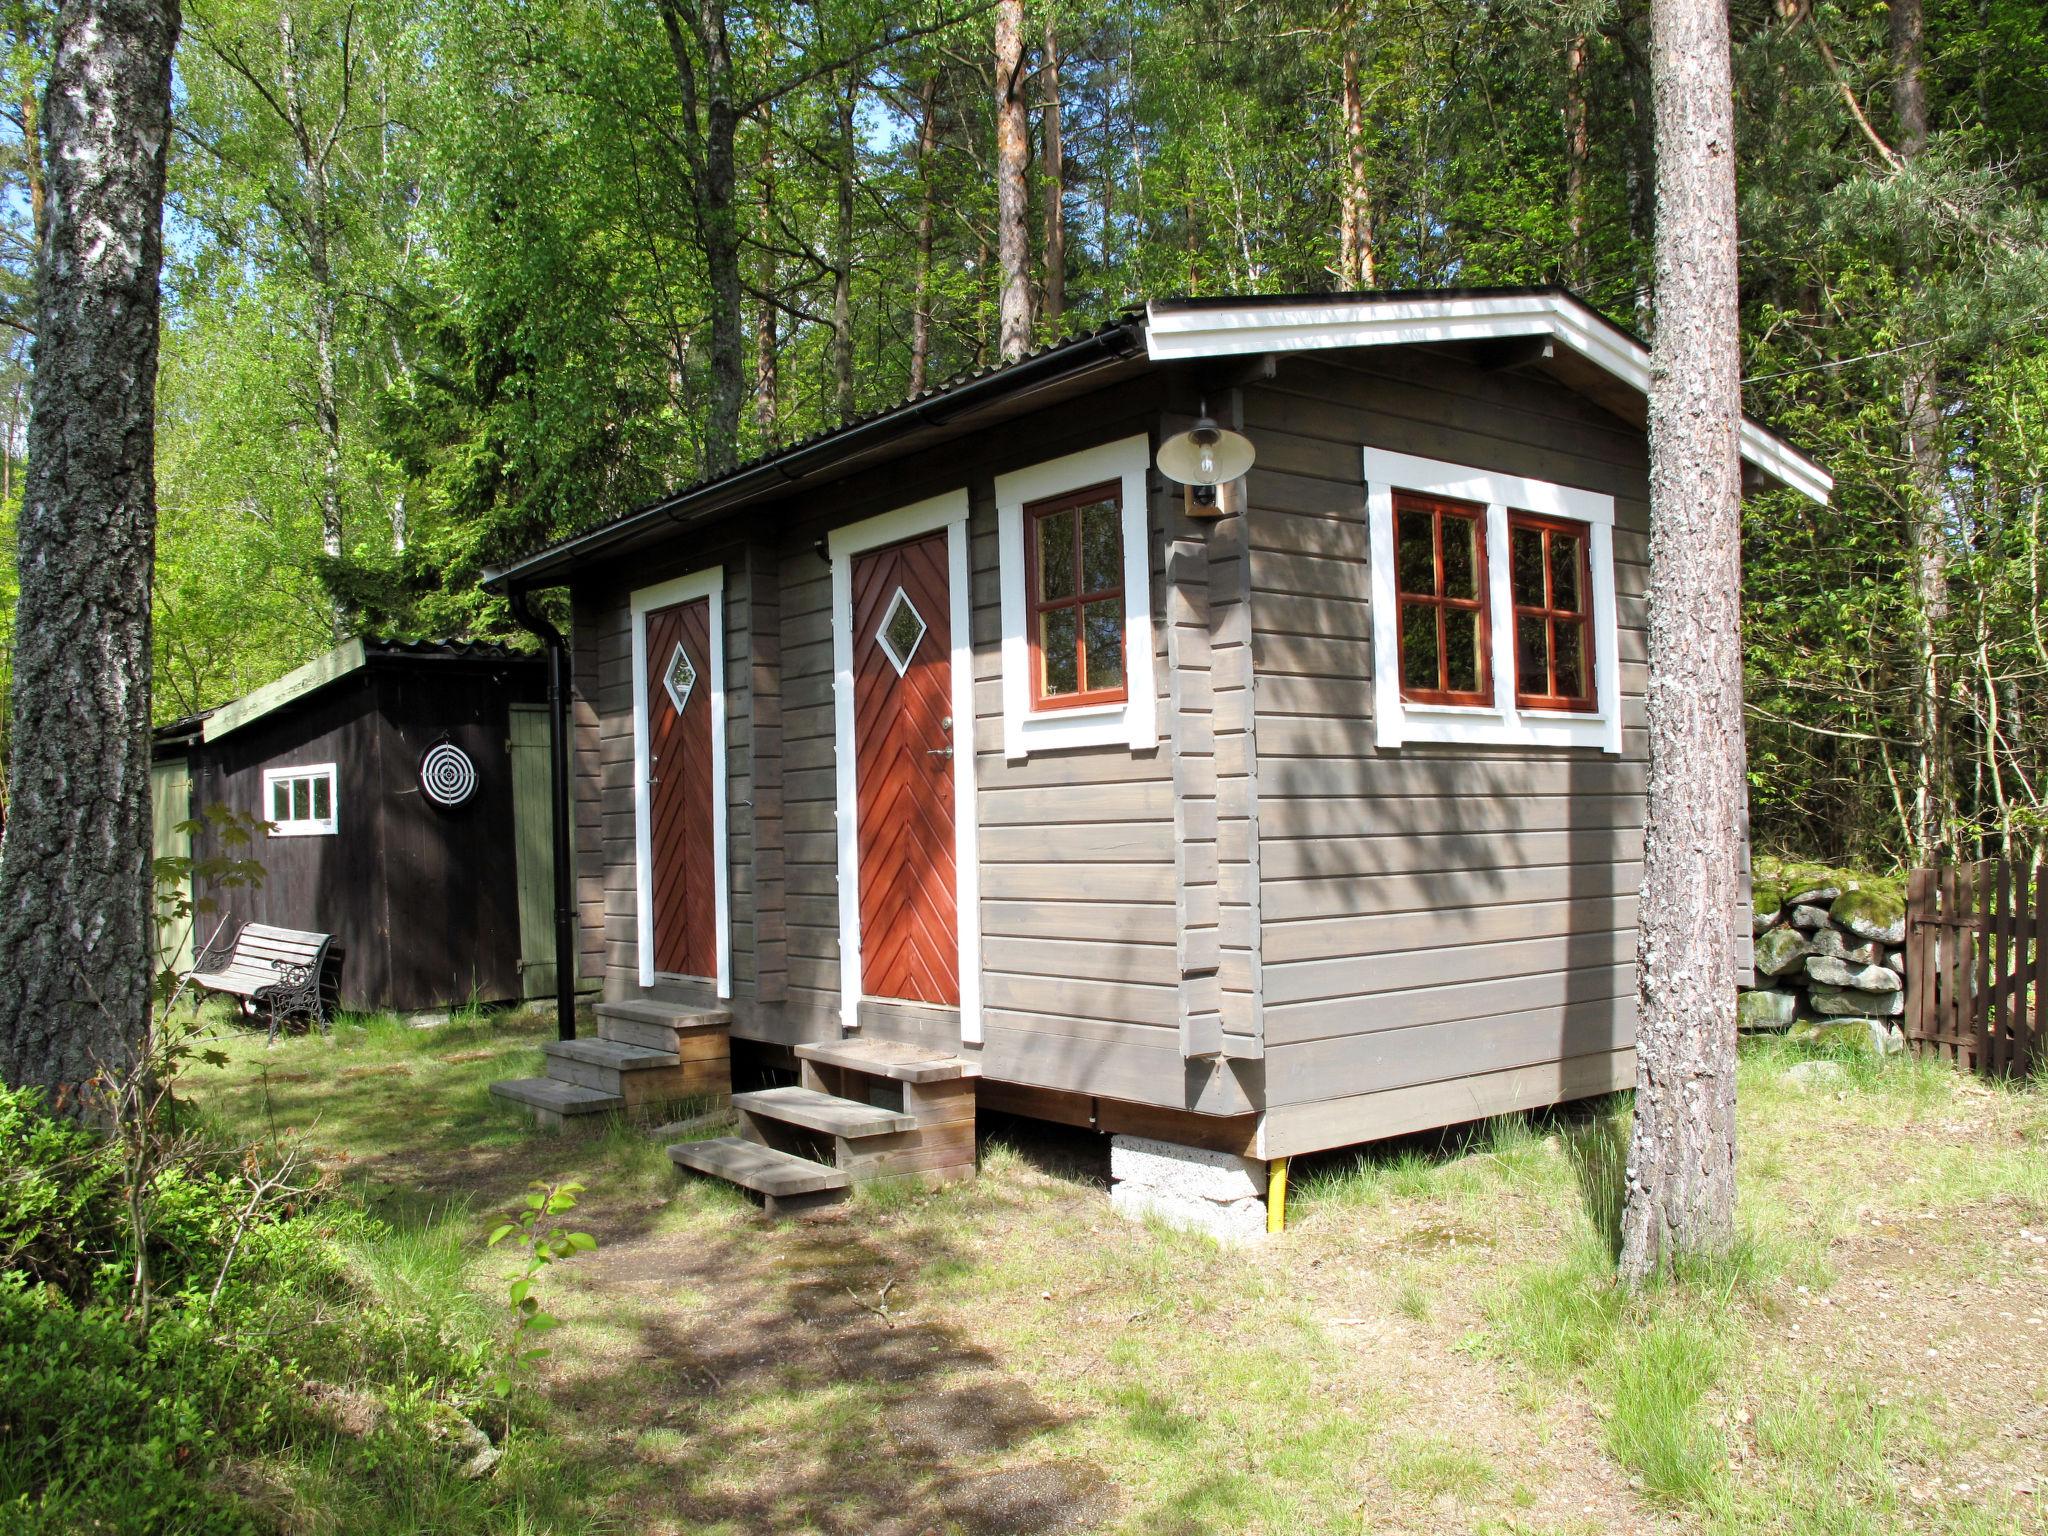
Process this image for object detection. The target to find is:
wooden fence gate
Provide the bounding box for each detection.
[1904,857,2044,1077]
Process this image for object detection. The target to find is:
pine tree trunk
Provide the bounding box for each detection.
[909,71,937,397]
[994,0,1032,362]
[1618,0,1743,1284]
[1892,0,1948,861]
[0,0,180,1106]
[753,119,778,442]
[1336,4,1373,288]
[831,82,856,424]
[1040,15,1065,327]
[1564,32,1591,284]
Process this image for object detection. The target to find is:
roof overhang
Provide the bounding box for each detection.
[1144,291,1832,505]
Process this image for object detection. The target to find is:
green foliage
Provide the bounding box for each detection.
[1562,1096,1632,1267]
[483,1179,595,1399]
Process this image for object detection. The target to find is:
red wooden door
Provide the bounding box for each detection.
[852,531,958,1005]
[646,597,716,979]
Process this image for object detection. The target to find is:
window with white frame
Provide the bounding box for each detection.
[1365,447,1622,754]
[994,434,1157,759]
[263,764,339,836]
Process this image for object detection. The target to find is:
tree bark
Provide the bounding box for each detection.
[1618,0,1743,1284]
[909,70,937,397]
[1891,0,1948,861]
[1040,13,1065,326]
[1336,2,1373,287]
[657,0,745,474]
[830,79,856,425]
[1564,32,1591,284]
[753,110,778,442]
[994,0,1032,362]
[0,0,180,1106]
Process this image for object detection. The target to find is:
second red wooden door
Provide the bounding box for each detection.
[852,531,958,1005]
[646,596,716,979]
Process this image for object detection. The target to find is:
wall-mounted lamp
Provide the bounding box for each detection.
[1156,400,1255,518]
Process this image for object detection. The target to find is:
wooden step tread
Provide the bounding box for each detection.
[543,1037,679,1071]
[594,1000,731,1032]
[796,1038,981,1083]
[667,1137,850,1198]
[734,1085,915,1138]
[489,1077,622,1116]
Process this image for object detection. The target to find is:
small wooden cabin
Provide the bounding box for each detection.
[154,638,561,1014]
[486,288,1829,1167]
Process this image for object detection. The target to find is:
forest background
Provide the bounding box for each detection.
[0,0,2040,868]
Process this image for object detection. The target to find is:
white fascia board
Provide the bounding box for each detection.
[1142,294,1833,506]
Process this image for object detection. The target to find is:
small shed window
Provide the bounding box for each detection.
[993,434,1158,759]
[263,764,338,836]
[1026,481,1128,710]
[1365,447,1622,754]
[1392,492,1491,707]
[1508,512,1596,712]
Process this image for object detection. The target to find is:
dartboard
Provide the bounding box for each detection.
[420,743,477,808]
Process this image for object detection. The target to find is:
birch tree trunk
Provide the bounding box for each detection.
[0,0,180,1105]
[1040,14,1065,327]
[754,111,778,441]
[830,81,856,424]
[994,0,1032,362]
[909,71,937,397]
[1618,0,1743,1283]
[1336,2,1373,287]
[1892,0,1948,861]
[1564,32,1591,284]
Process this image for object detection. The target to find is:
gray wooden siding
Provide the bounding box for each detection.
[573,380,1256,1115]
[1246,351,1651,1136]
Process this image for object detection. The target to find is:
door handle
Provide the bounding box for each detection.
[926,746,954,760]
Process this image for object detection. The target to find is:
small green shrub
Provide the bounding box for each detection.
[1562,1097,1632,1266]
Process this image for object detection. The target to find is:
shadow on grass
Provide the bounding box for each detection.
[181,1018,1121,1536]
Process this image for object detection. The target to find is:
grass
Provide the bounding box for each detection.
[174,1008,2048,1535]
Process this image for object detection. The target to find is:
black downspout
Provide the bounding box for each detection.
[508,589,578,1043]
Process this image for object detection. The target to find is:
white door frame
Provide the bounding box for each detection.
[828,491,982,1043]
[630,566,730,997]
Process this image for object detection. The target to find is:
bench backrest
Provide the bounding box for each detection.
[231,923,332,970]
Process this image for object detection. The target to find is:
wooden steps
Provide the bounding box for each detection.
[666,1037,980,1215]
[667,1138,850,1215]
[733,1085,914,1138]
[489,1000,731,1129]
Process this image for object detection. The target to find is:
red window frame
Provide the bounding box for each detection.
[1392,490,1492,707]
[1507,511,1597,712]
[1025,480,1129,711]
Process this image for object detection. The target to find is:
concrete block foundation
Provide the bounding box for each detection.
[1109,1134,1268,1243]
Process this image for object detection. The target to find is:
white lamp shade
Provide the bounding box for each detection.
[1157,421,1255,487]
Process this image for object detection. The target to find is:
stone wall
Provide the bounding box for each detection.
[1739,864,1909,1053]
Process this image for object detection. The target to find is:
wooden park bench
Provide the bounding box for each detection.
[188,923,340,1043]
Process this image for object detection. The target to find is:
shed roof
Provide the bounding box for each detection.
[483,286,1831,593]
[192,637,539,745]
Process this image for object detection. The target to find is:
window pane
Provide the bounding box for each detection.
[1441,515,1480,601]
[1444,610,1483,695]
[292,778,311,821]
[1040,607,1079,696]
[1549,532,1583,612]
[272,780,290,821]
[1399,602,1439,692]
[1036,509,1076,601]
[1083,598,1124,692]
[312,775,332,822]
[1554,619,1588,700]
[1396,510,1435,595]
[1079,499,1121,593]
[1517,615,1549,692]
[1511,526,1546,607]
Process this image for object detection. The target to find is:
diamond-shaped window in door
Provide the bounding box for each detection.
[662,642,697,716]
[876,588,928,677]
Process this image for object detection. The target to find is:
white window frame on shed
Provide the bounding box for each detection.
[993,434,1159,760]
[1364,447,1623,755]
[828,489,983,1043]
[262,763,339,836]
[629,565,732,998]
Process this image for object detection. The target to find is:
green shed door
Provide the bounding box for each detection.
[150,758,195,973]
[509,705,559,999]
